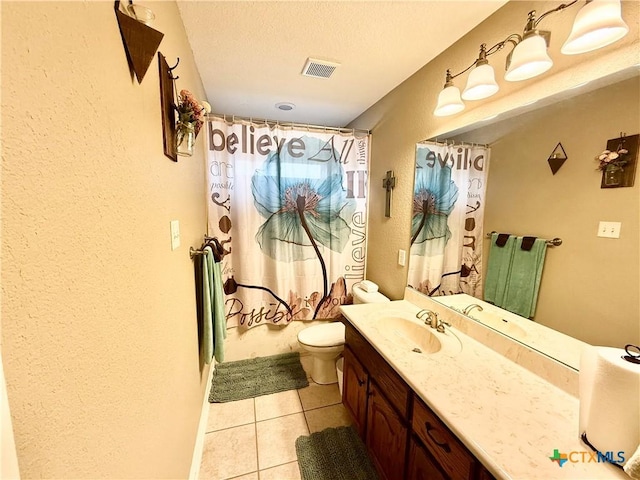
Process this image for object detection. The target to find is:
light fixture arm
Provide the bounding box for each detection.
[448,33,522,80]
[533,0,581,29]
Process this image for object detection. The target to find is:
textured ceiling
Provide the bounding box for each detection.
[177,1,508,127]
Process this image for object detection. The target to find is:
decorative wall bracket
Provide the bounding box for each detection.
[114,1,164,83]
[158,53,178,162]
[547,142,567,175]
[600,133,638,189]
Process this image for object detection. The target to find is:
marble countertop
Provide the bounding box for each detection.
[339,298,629,480]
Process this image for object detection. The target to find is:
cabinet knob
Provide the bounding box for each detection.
[425,422,451,453]
[357,377,365,386]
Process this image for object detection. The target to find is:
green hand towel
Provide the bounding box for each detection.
[484,233,516,306]
[503,238,547,318]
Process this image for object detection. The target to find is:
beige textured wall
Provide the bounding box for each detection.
[2,2,210,478]
[476,77,639,347]
[349,1,640,304]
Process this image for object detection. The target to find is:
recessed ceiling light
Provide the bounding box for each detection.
[276,102,295,111]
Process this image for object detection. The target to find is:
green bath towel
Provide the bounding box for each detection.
[484,233,516,306]
[202,247,214,364]
[503,238,547,318]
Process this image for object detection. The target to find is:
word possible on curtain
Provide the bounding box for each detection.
[206,118,370,329]
[408,141,490,297]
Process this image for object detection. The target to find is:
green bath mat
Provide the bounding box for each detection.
[209,352,309,402]
[295,426,379,480]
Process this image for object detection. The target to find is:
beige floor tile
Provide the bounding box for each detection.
[297,382,342,411]
[304,403,352,433]
[254,389,303,422]
[259,461,301,480]
[256,413,309,470]
[199,424,257,480]
[226,473,259,480]
[206,398,255,433]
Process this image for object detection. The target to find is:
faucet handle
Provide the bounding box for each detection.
[435,319,451,333]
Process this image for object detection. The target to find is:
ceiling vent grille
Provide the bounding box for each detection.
[301,58,340,79]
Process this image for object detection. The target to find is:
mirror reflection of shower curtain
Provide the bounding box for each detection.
[206,118,370,329]
[409,142,490,297]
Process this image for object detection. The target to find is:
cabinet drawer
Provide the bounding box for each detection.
[345,324,410,419]
[412,397,475,480]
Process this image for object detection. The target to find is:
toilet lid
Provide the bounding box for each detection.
[298,322,346,347]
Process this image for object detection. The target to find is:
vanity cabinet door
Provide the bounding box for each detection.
[342,346,368,438]
[408,436,447,480]
[366,380,407,480]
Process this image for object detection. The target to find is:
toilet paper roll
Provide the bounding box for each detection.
[579,346,640,463]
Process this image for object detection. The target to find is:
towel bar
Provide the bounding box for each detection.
[189,246,206,259]
[486,231,562,247]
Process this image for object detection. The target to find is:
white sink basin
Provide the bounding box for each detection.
[373,316,442,354]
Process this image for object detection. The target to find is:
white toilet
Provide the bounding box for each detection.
[297,283,390,384]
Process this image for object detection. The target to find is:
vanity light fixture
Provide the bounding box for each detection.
[462,44,500,100]
[434,0,628,116]
[561,0,629,55]
[434,70,465,117]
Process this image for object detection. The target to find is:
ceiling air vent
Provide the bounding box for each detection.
[301,58,340,79]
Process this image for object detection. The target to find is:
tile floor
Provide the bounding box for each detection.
[199,355,353,480]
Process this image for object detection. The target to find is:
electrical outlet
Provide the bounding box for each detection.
[398,249,406,266]
[597,221,621,239]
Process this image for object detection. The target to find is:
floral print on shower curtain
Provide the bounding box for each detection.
[408,142,490,297]
[207,119,370,329]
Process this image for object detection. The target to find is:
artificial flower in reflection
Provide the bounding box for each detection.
[411,147,459,256]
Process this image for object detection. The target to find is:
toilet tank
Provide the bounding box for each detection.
[352,284,390,304]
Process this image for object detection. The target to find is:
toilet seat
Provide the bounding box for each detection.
[298,322,345,348]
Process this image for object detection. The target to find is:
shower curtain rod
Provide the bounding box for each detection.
[420,138,489,148]
[207,113,370,135]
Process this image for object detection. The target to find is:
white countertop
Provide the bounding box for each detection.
[340,299,629,480]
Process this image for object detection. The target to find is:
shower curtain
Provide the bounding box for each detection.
[408,141,490,297]
[206,117,370,329]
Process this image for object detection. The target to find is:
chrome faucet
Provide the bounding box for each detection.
[416,309,450,333]
[462,304,483,316]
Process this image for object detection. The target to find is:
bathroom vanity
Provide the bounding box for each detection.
[339,289,629,480]
[343,321,493,480]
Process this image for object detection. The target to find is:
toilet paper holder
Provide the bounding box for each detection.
[580,433,625,470]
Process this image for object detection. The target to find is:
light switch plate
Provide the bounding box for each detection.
[170,220,181,250]
[597,221,621,239]
[398,249,406,266]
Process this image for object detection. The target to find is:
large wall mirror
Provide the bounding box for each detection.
[408,65,640,369]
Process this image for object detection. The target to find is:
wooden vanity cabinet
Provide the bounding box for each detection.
[342,346,368,437]
[366,380,407,479]
[344,324,411,480]
[343,322,495,480]
[408,436,447,480]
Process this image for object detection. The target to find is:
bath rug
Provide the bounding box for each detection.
[295,426,379,480]
[209,352,309,402]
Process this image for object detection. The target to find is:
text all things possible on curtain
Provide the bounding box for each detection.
[206,119,370,329]
[409,142,490,298]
